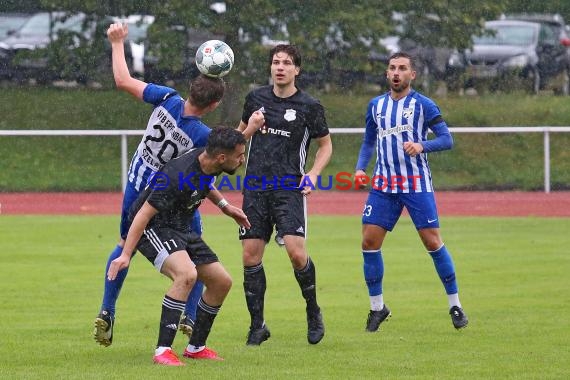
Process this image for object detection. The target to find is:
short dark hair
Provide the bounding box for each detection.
[388,52,416,70]
[188,74,226,109]
[269,44,302,67]
[206,127,246,155]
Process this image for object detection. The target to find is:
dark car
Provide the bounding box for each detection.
[0,12,130,84]
[448,19,570,95]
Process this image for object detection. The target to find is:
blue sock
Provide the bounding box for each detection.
[184,280,204,321]
[184,211,204,321]
[101,245,129,317]
[363,250,384,296]
[429,245,458,294]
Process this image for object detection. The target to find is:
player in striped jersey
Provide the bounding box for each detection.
[94,23,262,347]
[355,52,468,331]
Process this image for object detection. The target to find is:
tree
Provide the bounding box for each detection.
[31,0,506,118]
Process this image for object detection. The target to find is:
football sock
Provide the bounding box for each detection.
[294,256,319,312]
[370,295,384,311]
[184,211,204,321]
[428,244,458,295]
[363,250,384,307]
[156,295,185,348]
[448,293,461,308]
[101,244,128,316]
[155,346,171,355]
[243,262,266,329]
[188,297,220,348]
[184,280,204,321]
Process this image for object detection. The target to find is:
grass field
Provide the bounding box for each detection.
[1,215,569,379]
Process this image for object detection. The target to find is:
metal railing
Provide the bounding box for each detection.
[2,126,570,193]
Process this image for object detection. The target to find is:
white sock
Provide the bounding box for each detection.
[155,346,171,355]
[448,293,461,308]
[370,295,384,311]
[186,344,205,353]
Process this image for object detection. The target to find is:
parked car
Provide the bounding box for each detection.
[447,19,570,95]
[0,12,32,40]
[370,12,454,93]
[501,13,570,48]
[0,12,131,84]
[0,12,32,78]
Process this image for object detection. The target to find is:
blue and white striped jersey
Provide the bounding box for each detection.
[356,90,451,193]
[128,84,211,191]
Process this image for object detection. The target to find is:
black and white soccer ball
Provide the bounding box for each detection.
[195,40,234,78]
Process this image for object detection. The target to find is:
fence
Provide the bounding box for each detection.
[2,126,570,193]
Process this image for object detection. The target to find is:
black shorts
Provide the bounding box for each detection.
[137,226,218,271]
[239,189,307,242]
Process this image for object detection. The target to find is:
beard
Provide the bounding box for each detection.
[390,79,410,93]
[223,166,239,175]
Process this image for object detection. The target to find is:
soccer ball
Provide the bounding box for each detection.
[195,40,234,78]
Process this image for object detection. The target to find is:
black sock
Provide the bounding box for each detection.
[156,295,185,348]
[243,262,266,329]
[189,297,220,347]
[294,257,319,312]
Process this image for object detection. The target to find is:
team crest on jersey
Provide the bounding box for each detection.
[284,109,296,121]
[402,107,414,120]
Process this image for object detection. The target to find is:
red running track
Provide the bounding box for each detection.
[1,191,569,217]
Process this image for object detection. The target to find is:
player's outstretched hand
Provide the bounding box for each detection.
[223,204,251,229]
[107,254,131,281]
[107,22,128,43]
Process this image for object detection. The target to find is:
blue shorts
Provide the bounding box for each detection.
[362,190,440,231]
[120,178,202,239]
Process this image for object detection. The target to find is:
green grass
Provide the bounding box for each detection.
[0,215,569,379]
[1,87,570,191]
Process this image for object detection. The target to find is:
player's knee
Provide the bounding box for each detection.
[242,250,263,266]
[361,236,381,250]
[221,272,233,294]
[421,236,443,251]
[175,267,198,291]
[288,251,308,269]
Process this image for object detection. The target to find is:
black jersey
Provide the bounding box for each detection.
[129,148,215,232]
[241,85,329,190]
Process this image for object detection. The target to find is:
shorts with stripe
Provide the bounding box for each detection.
[362,190,440,231]
[137,226,218,271]
[239,189,307,242]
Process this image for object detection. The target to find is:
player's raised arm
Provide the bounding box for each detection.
[107,23,147,100]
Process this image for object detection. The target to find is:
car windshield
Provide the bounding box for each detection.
[0,14,30,38]
[17,13,84,36]
[125,22,150,42]
[473,25,536,46]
